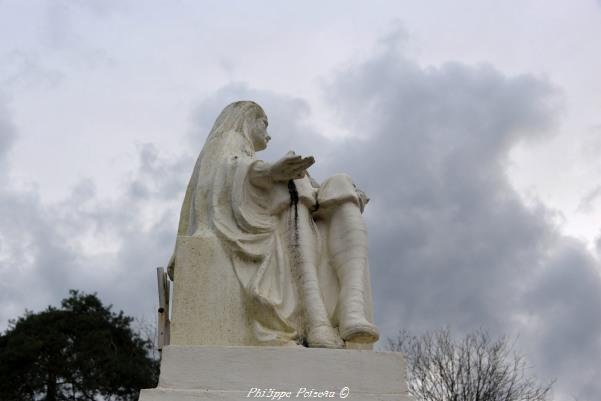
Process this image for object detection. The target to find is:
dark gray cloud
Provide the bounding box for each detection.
[524,239,601,398]
[322,43,600,400]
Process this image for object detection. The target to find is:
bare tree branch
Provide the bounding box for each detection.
[387,327,554,401]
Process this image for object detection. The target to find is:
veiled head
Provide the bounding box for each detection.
[208,101,270,151]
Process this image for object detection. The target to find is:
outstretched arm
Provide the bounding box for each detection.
[271,151,315,182]
[249,151,315,189]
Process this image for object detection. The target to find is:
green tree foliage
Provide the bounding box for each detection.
[0,290,159,401]
[387,328,553,401]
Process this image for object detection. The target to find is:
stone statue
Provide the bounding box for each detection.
[166,101,378,349]
[141,101,411,401]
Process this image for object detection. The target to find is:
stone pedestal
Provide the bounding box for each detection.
[139,345,411,401]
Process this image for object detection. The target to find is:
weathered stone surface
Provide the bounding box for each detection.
[169,235,256,346]
[139,345,411,401]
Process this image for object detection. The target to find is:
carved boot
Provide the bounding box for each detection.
[306,323,344,348]
[329,202,379,344]
[298,267,344,348]
[335,263,379,343]
[289,203,343,349]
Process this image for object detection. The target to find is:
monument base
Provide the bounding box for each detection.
[139,345,411,401]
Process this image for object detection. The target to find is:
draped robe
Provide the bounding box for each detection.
[171,128,371,345]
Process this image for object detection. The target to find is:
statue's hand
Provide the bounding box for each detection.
[271,151,315,182]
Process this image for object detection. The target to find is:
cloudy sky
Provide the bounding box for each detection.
[1,1,600,399]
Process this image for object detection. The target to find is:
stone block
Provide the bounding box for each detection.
[170,235,256,346]
[139,345,411,401]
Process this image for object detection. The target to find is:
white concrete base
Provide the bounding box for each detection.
[139,345,411,401]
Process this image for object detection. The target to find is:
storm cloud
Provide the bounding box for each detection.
[321,44,601,401]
